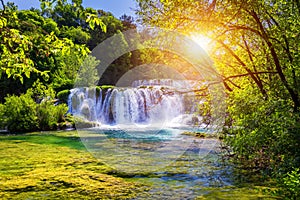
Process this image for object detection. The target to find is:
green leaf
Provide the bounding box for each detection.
[41,2,46,10]
[99,21,107,33]
[89,19,95,30]
[24,70,30,79]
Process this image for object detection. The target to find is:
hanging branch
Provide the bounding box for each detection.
[216,39,268,97]
[242,35,267,99]
[223,71,277,81]
[226,79,240,90]
[171,71,278,95]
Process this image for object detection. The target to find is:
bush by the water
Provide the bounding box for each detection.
[225,88,300,199]
[0,89,69,133]
[0,91,39,132]
[37,100,68,130]
[57,89,71,103]
[226,94,300,172]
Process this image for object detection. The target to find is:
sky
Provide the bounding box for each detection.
[9,0,137,18]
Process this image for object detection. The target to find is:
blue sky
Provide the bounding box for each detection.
[9,0,137,18]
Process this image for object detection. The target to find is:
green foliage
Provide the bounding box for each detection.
[0,7,89,92]
[196,94,212,125]
[57,89,70,103]
[120,14,137,31]
[1,91,38,133]
[0,103,6,129]
[43,18,60,34]
[60,26,90,44]
[99,85,115,90]
[275,168,300,199]
[0,81,69,132]
[50,47,89,92]
[0,0,137,132]
[282,168,300,199]
[0,9,40,83]
[32,82,69,131]
[225,87,300,171]
[73,116,98,129]
[96,29,133,85]
[31,79,56,101]
[39,0,106,32]
[75,55,100,87]
[87,11,124,49]
[0,0,135,102]
[37,101,68,130]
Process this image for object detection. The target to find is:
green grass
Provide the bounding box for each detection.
[0,131,141,199]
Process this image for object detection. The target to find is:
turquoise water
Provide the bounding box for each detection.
[76,127,278,199]
[78,127,236,199]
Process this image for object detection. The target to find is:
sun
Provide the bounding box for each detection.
[190,34,212,52]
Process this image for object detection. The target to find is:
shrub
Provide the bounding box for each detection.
[75,55,100,87]
[36,101,68,130]
[57,89,70,103]
[0,84,69,133]
[225,88,300,172]
[2,92,39,133]
[99,85,115,90]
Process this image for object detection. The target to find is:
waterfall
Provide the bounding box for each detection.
[68,83,193,126]
[131,79,200,89]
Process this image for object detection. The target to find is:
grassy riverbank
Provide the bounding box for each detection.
[0,131,141,199]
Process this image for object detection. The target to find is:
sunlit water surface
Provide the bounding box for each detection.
[78,126,232,199]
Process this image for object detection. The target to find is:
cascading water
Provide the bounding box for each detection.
[68,81,197,126]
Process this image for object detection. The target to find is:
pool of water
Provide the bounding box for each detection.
[75,126,279,199]
[77,127,238,199]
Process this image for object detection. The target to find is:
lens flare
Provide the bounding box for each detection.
[190,34,212,52]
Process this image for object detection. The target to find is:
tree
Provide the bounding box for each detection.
[135,0,300,183]
[120,14,137,30]
[0,1,96,99]
[40,0,106,31]
[136,0,300,111]
[87,10,124,49]
[75,55,100,87]
[0,4,44,84]
[0,0,106,93]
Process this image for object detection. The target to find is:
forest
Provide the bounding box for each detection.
[0,0,299,199]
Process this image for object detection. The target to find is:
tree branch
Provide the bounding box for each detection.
[226,79,241,89]
[162,71,277,95]
[266,11,294,63]
[266,10,298,90]
[226,25,263,37]
[223,71,278,81]
[242,35,267,99]
[250,9,300,111]
[216,39,268,97]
